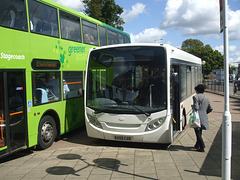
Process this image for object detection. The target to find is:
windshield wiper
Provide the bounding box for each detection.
[92,104,151,117]
[130,105,151,117]
[92,103,117,114]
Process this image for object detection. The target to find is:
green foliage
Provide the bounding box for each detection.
[181,39,224,75]
[83,0,125,31]
[181,39,204,55]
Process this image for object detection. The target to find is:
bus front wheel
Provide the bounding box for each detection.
[38,115,56,150]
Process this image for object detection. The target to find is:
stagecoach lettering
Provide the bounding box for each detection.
[1,52,25,61]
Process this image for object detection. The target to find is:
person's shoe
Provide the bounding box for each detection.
[197,148,205,152]
[194,144,199,149]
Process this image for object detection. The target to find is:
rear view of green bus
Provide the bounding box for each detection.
[0,0,130,157]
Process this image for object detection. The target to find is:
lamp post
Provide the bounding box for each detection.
[220,0,232,179]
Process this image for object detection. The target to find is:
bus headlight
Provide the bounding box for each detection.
[87,114,103,129]
[145,117,166,131]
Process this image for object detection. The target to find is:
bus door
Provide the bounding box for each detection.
[170,65,180,134]
[0,71,27,157]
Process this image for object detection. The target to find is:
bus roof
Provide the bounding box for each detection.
[90,43,202,65]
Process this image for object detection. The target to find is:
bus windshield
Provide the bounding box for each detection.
[86,46,167,115]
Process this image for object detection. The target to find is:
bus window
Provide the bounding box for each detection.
[180,65,187,100]
[123,34,130,43]
[118,33,124,44]
[0,74,5,148]
[191,66,195,94]
[0,0,28,31]
[32,72,61,106]
[82,20,98,46]
[8,73,24,113]
[186,66,192,96]
[60,11,81,42]
[198,66,202,84]
[63,71,83,99]
[99,26,107,46]
[108,29,118,45]
[28,0,59,37]
[195,66,198,87]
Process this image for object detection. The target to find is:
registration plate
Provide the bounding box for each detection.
[114,136,132,141]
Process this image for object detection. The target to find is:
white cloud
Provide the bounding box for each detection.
[161,0,240,41]
[121,3,146,23]
[228,9,240,40]
[235,51,240,57]
[237,57,240,63]
[130,28,167,43]
[215,45,224,54]
[52,0,85,12]
[230,48,240,65]
[232,49,240,64]
[161,0,219,35]
[215,45,238,54]
[230,45,237,52]
[215,45,240,65]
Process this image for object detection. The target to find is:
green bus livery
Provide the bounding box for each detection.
[0,0,130,157]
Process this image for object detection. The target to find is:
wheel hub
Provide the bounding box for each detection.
[41,122,53,142]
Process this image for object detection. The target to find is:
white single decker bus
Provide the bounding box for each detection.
[84,44,202,143]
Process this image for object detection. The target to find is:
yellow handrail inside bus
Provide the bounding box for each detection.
[63,81,82,85]
[10,111,23,116]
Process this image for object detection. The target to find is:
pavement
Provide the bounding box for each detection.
[0,92,240,180]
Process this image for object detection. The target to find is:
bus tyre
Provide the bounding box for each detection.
[38,115,56,150]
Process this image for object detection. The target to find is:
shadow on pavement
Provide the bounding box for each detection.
[198,121,240,179]
[46,153,158,180]
[197,121,240,179]
[0,149,33,163]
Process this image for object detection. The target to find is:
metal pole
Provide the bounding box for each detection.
[222,0,232,179]
[149,84,154,107]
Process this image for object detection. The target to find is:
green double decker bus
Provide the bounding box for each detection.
[0,0,130,157]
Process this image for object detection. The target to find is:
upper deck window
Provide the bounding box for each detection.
[118,33,124,44]
[28,0,59,37]
[60,11,82,42]
[99,26,107,46]
[82,20,98,46]
[123,34,130,43]
[0,0,28,31]
[108,29,118,45]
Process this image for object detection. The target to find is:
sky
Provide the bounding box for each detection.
[52,0,240,66]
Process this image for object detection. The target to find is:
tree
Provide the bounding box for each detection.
[181,39,224,75]
[83,0,125,30]
[181,39,204,56]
